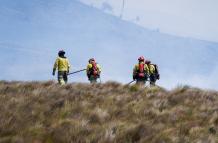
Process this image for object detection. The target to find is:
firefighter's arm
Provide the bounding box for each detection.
[86,65,90,74]
[133,65,137,80]
[86,64,92,78]
[145,64,150,75]
[53,58,58,75]
[97,64,101,75]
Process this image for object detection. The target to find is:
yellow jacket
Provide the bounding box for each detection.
[53,57,70,72]
[148,64,156,75]
[86,63,101,74]
[133,62,149,75]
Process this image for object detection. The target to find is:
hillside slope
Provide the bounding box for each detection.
[0,81,218,143]
[0,0,218,89]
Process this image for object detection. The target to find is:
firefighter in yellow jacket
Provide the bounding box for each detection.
[53,50,70,85]
[133,56,149,85]
[146,60,160,86]
[86,58,101,83]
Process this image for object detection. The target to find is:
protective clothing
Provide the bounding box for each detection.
[53,55,70,85]
[148,64,160,86]
[148,64,156,75]
[87,60,101,83]
[133,61,149,85]
[53,57,70,72]
[57,71,68,85]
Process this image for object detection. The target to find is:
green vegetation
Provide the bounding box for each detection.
[0,81,218,143]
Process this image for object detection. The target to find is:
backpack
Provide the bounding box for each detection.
[91,62,98,77]
[153,64,160,79]
[137,63,146,78]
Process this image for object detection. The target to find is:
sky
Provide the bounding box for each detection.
[79,0,218,42]
[0,0,218,90]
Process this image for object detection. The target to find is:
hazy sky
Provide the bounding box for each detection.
[79,0,218,42]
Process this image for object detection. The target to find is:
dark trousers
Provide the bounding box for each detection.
[150,74,157,86]
[136,77,147,85]
[88,75,98,83]
[58,71,68,85]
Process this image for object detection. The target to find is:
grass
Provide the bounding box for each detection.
[0,81,218,143]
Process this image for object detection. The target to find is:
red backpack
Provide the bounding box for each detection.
[138,63,145,77]
[91,61,98,76]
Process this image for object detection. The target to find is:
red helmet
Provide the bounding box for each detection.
[145,60,151,64]
[138,56,145,62]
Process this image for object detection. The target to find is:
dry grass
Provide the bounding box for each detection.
[0,81,218,143]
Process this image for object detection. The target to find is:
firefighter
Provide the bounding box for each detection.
[146,60,160,86]
[53,50,70,85]
[133,56,149,85]
[86,58,101,83]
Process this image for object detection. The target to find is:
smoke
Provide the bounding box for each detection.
[1,0,218,90]
[158,66,218,90]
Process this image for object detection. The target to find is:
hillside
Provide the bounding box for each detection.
[0,0,218,89]
[0,81,218,143]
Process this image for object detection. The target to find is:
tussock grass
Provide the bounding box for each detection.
[0,81,218,143]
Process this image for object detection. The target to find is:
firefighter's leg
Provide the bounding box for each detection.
[90,79,97,83]
[58,71,65,85]
[150,81,155,86]
[89,76,97,83]
[136,79,145,86]
[63,72,68,84]
[150,75,156,86]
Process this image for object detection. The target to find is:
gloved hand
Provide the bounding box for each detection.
[52,69,55,76]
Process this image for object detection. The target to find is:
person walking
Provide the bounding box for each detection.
[53,50,70,85]
[86,58,101,83]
